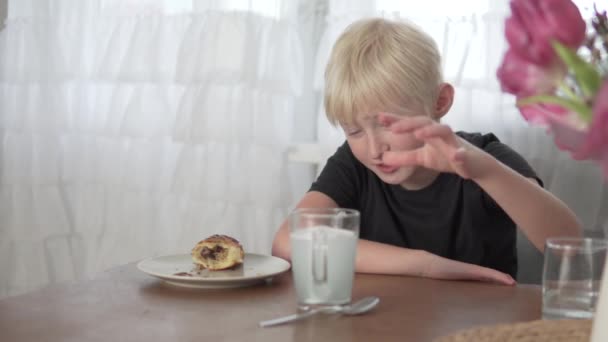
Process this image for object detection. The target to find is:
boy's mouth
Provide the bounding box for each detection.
[375,163,398,174]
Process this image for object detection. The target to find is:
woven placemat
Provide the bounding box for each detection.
[434,319,592,342]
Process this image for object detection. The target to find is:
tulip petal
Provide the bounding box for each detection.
[519,103,569,125]
[539,0,587,47]
[497,49,564,97]
[584,81,608,159]
[505,0,587,65]
[543,81,608,175]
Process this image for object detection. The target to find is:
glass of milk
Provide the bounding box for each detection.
[288,208,360,311]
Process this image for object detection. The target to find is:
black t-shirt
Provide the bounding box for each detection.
[309,132,541,278]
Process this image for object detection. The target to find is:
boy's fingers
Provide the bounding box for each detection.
[378,113,432,133]
[477,269,516,286]
[490,273,516,286]
[381,150,420,166]
[452,147,467,162]
[377,112,401,126]
[415,124,456,142]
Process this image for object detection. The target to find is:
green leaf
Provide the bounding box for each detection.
[517,94,593,123]
[552,41,602,98]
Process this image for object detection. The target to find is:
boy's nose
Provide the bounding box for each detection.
[368,136,387,159]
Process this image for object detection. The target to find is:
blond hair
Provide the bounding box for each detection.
[324,18,443,126]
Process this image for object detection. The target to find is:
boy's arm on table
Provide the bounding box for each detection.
[271,191,515,285]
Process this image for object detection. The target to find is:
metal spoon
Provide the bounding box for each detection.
[259,296,380,328]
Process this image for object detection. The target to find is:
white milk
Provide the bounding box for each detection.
[290,226,358,307]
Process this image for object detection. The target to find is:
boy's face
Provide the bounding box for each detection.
[342,111,425,186]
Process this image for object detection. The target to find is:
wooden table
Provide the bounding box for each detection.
[0,263,541,341]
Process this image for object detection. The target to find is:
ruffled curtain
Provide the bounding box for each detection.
[2,0,606,298]
[312,0,608,238]
[0,0,312,297]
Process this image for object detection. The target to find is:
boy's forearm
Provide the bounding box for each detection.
[271,221,291,261]
[473,155,582,251]
[274,229,514,284]
[272,224,426,275]
[274,227,432,275]
[355,239,427,275]
[356,239,514,284]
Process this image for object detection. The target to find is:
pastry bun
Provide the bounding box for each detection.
[191,234,244,270]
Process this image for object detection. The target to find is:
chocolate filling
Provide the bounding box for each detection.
[201,245,225,260]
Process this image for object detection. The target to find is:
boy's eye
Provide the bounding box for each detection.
[345,129,362,136]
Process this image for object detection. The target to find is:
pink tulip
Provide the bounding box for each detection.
[519,103,569,125]
[505,0,586,65]
[541,80,608,177]
[581,80,608,175]
[497,49,565,97]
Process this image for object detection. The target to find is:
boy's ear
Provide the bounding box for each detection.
[433,83,454,120]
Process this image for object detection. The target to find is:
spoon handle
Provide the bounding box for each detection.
[259,309,322,328]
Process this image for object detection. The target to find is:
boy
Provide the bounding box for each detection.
[272,18,581,284]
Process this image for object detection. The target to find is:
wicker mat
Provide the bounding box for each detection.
[434,319,592,342]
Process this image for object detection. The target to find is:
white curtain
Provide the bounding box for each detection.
[1,0,606,298]
[312,0,608,236]
[0,0,319,297]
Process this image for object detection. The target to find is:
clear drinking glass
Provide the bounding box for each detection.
[542,237,608,319]
[288,208,360,311]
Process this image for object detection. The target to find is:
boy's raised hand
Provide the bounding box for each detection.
[378,112,488,180]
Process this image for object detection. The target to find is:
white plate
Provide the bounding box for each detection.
[137,253,291,289]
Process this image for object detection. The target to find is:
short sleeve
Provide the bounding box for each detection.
[309,142,362,209]
[458,132,543,211]
[484,136,543,187]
